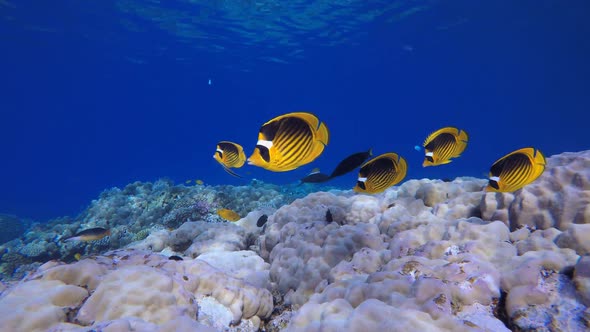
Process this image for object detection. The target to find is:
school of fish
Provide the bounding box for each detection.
[214,113,546,196]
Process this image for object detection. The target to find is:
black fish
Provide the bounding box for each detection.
[325,209,333,223]
[169,255,183,261]
[256,214,269,227]
[329,149,373,178]
[300,168,331,183]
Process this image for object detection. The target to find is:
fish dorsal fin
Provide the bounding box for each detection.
[288,112,321,131]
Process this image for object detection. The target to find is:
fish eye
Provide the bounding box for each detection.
[488,180,500,190]
[257,146,271,162]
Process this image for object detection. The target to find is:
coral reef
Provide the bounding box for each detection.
[0,150,588,331]
[0,179,332,281]
[0,213,28,245]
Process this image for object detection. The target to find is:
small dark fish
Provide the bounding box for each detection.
[325,209,333,223]
[329,148,373,178]
[300,168,331,183]
[169,255,183,261]
[256,214,268,227]
[64,227,111,242]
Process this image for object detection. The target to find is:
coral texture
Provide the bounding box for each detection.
[0,150,588,331]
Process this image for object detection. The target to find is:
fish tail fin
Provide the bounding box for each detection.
[316,122,330,146]
[531,148,546,178]
[396,155,408,183]
[306,122,329,162]
[533,148,546,165]
[458,129,469,142]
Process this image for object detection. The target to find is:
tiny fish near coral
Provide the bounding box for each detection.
[256,214,269,227]
[217,208,241,222]
[325,209,333,223]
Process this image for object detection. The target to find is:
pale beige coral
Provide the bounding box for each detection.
[260,192,382,260]
[1,248,273,331]
[184,223,246,257]
[0,279,88,332]
[287,299,473,332]
[555,223,590,255]
[76,265,197,325]
[48,316,216,332]
[179,259,273,323]
[129,229,170,252]
[513,228,561,254]
[500,249,579,291]
[388,218,515,269]
[268,221,386,306]
[36,258,109,291]
[574,256,590,306]
[260,162,590,331]
[328,247,389,282]
[195,250,270,290]
[163,221,247,257]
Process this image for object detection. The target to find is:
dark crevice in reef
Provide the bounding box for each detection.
[494,291,516,331]
[468,206,482,219]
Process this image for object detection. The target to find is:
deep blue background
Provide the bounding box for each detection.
[1,0,589,221]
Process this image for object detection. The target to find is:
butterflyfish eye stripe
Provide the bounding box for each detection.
[257,140,273,149]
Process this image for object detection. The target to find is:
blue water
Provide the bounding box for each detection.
[1,0,589,221]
